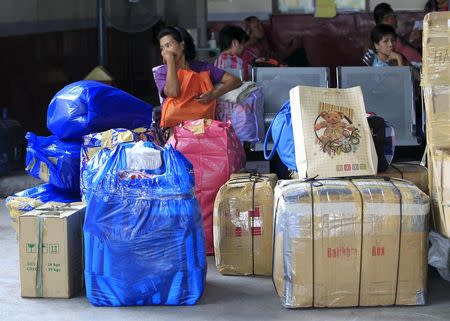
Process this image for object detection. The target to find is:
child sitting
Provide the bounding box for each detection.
[215,25,250,80]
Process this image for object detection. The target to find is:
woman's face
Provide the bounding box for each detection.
[159,34,184,63]
[375,34,396,57]
[248,19,265,40]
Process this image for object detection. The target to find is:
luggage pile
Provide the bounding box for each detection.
[423,12,450,239]
[213,83,431,309]
[10,81,213,306]
[422,11,450,283]
[6,80,154,233]
[8,27,449,309]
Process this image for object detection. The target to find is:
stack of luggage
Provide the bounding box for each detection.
[6,81,154,233]
[423,12,450,238]
[422,11,450,282]
[9,21,450,308]
[213,83,432,308]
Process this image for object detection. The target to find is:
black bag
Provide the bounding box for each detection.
[367,116,389,172]
[0,114,25,176]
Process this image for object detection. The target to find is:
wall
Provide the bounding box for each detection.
[1,0,210,136]
[208,0,272,20]
[0,0,96,36]
[207,0,429,20]
[369,0,428,10]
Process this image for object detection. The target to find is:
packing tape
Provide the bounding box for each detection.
[35,215,44,297]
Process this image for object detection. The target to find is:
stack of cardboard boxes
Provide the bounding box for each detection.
[423,12,450,238]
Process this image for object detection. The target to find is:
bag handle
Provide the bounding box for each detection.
[26,133,59,172]
[263,117,284,160]
[264,100,289,160]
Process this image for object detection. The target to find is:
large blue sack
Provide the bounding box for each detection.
[47,80,153,140]
[25,132,81,191]
[263,100,297,171]
[84,141,206,306]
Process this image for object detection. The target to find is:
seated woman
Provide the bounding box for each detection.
[370,24,404,67]
[155,26,241,108]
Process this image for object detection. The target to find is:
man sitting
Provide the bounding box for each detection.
[243,16,310,67]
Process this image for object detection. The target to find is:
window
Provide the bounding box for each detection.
[208,0,272,21]
[278,0,315,13]
[336,0,366,12]
[277,0,367,13]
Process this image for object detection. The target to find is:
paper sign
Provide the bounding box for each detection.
[315,0,337,18]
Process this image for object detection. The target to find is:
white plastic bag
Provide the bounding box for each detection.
[429,231,450,281]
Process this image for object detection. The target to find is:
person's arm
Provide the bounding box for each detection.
[196,72,241,104]
[271,35,303,61]
[162,52,180,98]
[407,29,422,50]
[388,51,404,66]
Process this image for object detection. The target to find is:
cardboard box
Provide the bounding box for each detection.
[423,86,450,150]
[273,178,429,308]
[378,162,428,194]
[428,148,450,238]
[213,173,277,275]
[422,12,450,88]
[19,203,85,298]
[84,66,114,86]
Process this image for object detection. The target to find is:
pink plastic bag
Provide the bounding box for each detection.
[167,119,246,254]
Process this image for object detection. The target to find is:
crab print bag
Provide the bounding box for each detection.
[289,86,377,178]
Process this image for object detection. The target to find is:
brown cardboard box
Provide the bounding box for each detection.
[84,66,114,86]
[213,173,277,276]
[422,12,450,88]
[377,162,429,194]
[422,12,450,151]
[428,148,450,238]
[273,178,429,308]
[19,202,85,298]
[423,86,450,150]
[423,12,450,239]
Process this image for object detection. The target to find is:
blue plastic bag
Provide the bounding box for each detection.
[25,132,81,191]
[84,141,206,306]
[80,127,164,199]
[263,100,297,171]
[47,80,153,140]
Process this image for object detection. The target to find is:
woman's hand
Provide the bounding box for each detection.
[388,51,404,66]
[162,50,180,97]
[409,28,421,44]
[162,50,176,65]
[195,91,215,104]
